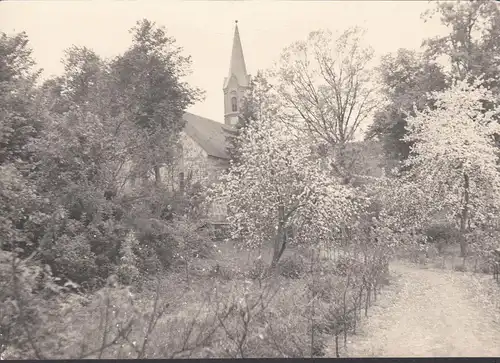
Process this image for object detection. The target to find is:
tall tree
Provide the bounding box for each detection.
[109,19,203,185]
[274,27,379,179]
[399,79,500,257]
[371,1,500,168]
[366,49,447,165]
[0,32,49,256]
[423,0,500,90]
[423,0,500,149]
[36,46,127,195]
[0,31,42,166]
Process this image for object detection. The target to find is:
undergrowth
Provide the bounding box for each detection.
[1,243,391,359]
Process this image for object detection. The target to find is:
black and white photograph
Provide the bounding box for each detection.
[1,0,500,359]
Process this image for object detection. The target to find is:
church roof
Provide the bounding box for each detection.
[223,21,250,89]
[183,112,233,160]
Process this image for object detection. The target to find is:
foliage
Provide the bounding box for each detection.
[424,223,459,253]
[0,31,42,166]
[367,49,447,164]
[277,255,305,279]
[0,164,50,255]
[0,22,209,291]
[108,19,203,183]
[370,0,500,167]
[423,0,500,89]
[467,226,500,273]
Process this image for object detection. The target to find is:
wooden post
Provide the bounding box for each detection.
[179,172,185,194]
[459,173,469,257]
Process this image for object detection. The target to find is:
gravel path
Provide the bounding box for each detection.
[344,262,500,357]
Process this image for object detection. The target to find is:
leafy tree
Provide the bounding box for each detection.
[0,32,49,259]
[366,49,447,165]
[423,0,500,89]
[399,79,500,257]
[1,19,208,287]
[59,46,105,107]
[0,32,43,165]
[371,1,500,168]
[26,106,128,283]
[109,19,203,185]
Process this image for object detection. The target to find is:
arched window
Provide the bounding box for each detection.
[231,96,238,112]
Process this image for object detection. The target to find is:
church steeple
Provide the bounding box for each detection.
[224,20,249,89]
[223,20,250,126]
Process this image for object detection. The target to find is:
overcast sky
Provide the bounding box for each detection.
[1,0,446,123]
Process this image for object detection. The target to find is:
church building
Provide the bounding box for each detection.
[174,21,250,222]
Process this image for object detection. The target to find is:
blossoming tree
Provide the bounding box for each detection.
[400,78,500,256]
[211,115,363,267]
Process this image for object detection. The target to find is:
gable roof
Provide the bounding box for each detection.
[183,112,233,160]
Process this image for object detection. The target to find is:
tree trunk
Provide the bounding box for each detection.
[353,312,357,334]
[271,205,287,267]
[342,273,350,348]
[365,286,371,317]
[459,172,470,257]
[358,288,363,317]
[154,165,162,185]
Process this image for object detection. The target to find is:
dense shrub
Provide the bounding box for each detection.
[0,250,74,359]
[117,232,141,285]
[425,223,459,253]
[278,256,305,279]
[247,258,268,280]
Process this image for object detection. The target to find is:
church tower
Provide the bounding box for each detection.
[223,21,250,126]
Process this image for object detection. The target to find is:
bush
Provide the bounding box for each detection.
[1,238,395,359]
[117,232,140,285]
[333,255,358,277]
[51,234,99,284]
[0,250,71,359]
[256,279,313,357]
[425,223,459,253]
[278,256,305,279]
[247,258,268,280]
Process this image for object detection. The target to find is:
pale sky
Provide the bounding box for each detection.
[0,0,446,123]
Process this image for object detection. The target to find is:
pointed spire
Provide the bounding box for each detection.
[224,20,249,88]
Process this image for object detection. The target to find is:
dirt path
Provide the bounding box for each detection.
[344,262,500,357]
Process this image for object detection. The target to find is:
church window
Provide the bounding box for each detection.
[231,96,238,112]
